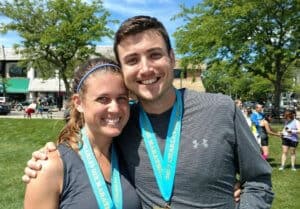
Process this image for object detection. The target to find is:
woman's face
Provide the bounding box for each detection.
[284,112,293,121]
[76,71,130,139]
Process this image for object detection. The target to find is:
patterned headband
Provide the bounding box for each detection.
[76,63,120,93]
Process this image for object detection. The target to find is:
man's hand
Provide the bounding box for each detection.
[234,181,241,202]
[22,142,57,183]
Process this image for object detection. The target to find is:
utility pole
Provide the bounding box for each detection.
[1,45,6,97]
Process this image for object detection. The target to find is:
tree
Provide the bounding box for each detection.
[173,0,299,116]
[0,0,116,97]
[201,60,274,101]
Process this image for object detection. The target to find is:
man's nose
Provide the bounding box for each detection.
[140,57,152,73]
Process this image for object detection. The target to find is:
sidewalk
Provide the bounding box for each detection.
[0,110,65,120]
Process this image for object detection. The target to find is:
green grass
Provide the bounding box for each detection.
[0,119,299,208]
[267,124,300,209]
[0,118,64,209]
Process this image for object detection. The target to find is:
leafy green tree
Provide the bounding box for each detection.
[201,60,274,101]
[173,0,299,116]
[0,0,116,97]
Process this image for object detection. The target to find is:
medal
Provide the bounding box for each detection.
[140,89,183,205]
[79,127,122,209]
[153,203,171,209]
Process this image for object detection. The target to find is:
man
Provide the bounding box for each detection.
[251,103,265,138]
[23,16,273,208]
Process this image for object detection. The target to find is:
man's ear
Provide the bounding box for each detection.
[73,94,84,113]
[169,49,175,68]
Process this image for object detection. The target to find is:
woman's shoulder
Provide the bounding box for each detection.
[36,149,63,182]
[25,149,63,203]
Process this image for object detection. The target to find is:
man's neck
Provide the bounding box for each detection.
[140,88,177,114]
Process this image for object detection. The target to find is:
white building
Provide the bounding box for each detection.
[0,46,115,104]
[0,46,205,105]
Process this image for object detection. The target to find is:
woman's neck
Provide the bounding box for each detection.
[85,128,113,158]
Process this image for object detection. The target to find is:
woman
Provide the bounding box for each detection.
[24,57,141,209]
[259,114,281,160]
[25,101,37,118]
[279,109,300,171]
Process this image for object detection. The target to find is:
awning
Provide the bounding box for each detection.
[6,78,29,93]
[28,78,66,92]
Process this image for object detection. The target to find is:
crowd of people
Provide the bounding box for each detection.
[23,97,55,118]
[235,99,300,171]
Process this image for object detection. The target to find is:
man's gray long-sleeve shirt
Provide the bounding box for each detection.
[116,88,274,209]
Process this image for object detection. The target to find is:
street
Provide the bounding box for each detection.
[0,109,65,119]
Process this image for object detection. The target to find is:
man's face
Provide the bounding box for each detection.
[116,29,175,102]
[256,105,263,113]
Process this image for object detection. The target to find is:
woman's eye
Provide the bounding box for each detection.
[97,97,110,104]
[118,96,129,104]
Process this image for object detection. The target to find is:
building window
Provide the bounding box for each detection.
[7,62,27,77]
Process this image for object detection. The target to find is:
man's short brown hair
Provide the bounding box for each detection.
[113,15,172,65]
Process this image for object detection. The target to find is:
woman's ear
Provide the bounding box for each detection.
[73,94,84,113]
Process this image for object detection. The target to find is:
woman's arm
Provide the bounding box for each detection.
[263,120,281,137]
[24,150,63,209]
[291,119,300,134]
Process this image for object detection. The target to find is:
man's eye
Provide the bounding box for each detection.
[126,58,138,65]
[151,53,162,59]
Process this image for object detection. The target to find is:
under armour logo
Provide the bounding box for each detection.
[201,139,208,148]
[193,139,208,149]
[193,140,199,149]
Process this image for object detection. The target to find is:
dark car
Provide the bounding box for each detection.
[243,101,256,109]
[0,97,11,115]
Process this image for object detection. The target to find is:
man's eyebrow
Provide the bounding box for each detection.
[147,47,163,52]
[123,53,138,60]
[123,47,164,60]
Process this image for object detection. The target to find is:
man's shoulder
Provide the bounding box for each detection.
[183,88,233,105]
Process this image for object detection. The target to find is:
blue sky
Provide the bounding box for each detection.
[0,0,198,48]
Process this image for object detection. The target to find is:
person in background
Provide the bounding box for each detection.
[23,15,272,208]
[36,98,44,117]
[24,57,141,209]
[235,99,243,110]
[279,109,300,171]
[244,107,260,145]
[25,101,37,118]
[259,114,281,160]
[251,103,264,141]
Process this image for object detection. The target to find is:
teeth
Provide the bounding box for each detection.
[141,78,157,85]
[105,118,120,125]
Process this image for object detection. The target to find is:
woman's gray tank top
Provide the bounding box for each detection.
[58,143,142,209]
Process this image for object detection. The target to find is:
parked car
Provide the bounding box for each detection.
[243,101,256,109]
[0,97,12,115]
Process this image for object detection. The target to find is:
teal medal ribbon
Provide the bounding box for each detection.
[139,90,183,202]
[79,128,122,209]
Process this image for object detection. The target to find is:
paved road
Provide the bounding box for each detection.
[0,110,65,120]
[1,109,299,120]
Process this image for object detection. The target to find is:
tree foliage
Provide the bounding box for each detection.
[173,0,299,115]
[0,0,116,97]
